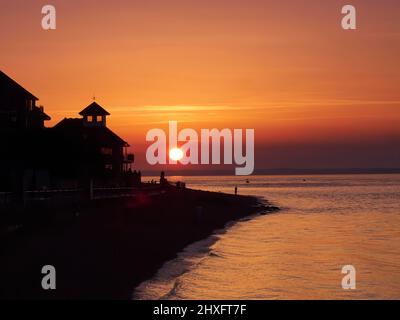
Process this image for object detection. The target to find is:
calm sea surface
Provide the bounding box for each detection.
[134,174,400,300]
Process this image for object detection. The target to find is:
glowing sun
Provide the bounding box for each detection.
[169,148,184,161]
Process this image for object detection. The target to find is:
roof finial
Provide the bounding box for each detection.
[93,93,96,101]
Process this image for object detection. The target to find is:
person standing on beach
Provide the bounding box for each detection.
[235,186,238,195]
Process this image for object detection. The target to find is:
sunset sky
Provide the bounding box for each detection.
[1,0,400,171]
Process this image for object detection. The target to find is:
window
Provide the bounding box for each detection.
[26,100,33,111]
[87,116,93,122]
[101,147,113,155]
[97,116,103,122]
[105,164,113,170]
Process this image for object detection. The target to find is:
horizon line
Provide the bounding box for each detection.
[140,168,400,176]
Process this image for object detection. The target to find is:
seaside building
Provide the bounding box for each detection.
[52,102,135,186]
[0,70,135,193]
[0,71,50,130]
[0,70,51,192]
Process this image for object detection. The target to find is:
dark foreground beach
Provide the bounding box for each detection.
[0,186,278,299]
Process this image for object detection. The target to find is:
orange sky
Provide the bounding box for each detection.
[1,0,400,170]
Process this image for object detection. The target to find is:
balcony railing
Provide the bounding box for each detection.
[124,153,134,163]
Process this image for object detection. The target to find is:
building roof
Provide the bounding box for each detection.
[53,118,129,147]
[32,106,51,120]
[79,102,110,116]
[0,70,39,100]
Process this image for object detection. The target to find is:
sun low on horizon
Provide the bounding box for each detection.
[1,0,400,170]
[169,148,184,162]
[2,0,400,303]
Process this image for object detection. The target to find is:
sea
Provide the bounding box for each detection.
[134,174,400,300]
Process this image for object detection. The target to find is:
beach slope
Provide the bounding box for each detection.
[0,186,278,299]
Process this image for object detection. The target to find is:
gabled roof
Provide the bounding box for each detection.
[54,118,82,128]
[53,118,129,147]
[0,70,39,100]
[79,102,110,116]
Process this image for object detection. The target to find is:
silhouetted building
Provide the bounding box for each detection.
[51,102,134,186]
[0,71,50,130]
[0,71,135,193]
[0,71,51,192]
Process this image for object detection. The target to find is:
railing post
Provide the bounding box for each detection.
[89,179,94,200]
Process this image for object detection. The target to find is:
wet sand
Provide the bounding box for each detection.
[0,186,278,299]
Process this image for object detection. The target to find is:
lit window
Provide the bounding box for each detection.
[87,116,93,122]
[97,116,103,122]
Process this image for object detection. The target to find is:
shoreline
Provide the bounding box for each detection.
[133,207,269,300]
[0,186,279,300]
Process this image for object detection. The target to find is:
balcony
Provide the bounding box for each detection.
[124,153,134,163]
